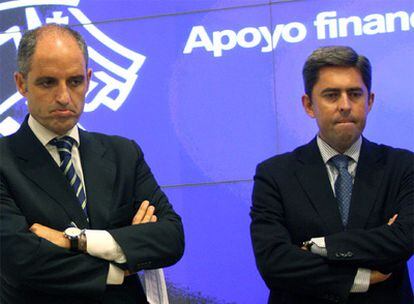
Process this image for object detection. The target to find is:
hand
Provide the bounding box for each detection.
[370,270,391,285]
[30,223,70,249]
[132,200,157,225]
[387,214,398,226]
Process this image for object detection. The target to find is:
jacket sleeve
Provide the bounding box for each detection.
[325,152,414,269]
[108,140,185,272]
[250,162,356,303]
[0,175,109,299]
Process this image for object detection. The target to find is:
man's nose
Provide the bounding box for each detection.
[56,83,70,105]
[338,93,351,112]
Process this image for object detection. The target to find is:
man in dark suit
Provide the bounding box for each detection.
[250,46,413,303]
[0,24,184,303]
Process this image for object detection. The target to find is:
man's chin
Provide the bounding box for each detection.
[336,133,360,151]
[50,120,78,135]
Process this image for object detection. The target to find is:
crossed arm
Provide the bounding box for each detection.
[30,200,158,278]
[30,200,156,249]
[250,159,413,302]
[301,214,398,285]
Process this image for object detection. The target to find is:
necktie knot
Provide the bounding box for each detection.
[330,154,349,171]
[51,136,76,161]
[51,136,75,151]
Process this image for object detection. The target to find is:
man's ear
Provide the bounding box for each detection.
[14,72,28,97]
[302,94,315,118]
[85,68,92,91]
[367,92,374,113]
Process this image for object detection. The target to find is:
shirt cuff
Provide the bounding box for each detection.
[107,263,125,285]
[310,237,327,256]
[350,268,371,293]
[85,230,127,263]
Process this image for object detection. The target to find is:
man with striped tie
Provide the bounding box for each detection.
[250,46,413,304]
[0,24,184,303]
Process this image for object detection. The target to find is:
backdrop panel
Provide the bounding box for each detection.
[163,181,268,304]
[0,0,413,302]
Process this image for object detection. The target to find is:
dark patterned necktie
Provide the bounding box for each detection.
[51,136,88,218]
[330,155,352,227]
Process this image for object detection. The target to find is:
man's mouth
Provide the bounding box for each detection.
[51,109,75,117]
[336,120,354,124]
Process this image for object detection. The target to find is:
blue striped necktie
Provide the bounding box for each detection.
[51,136,88,219]
[330,154,352,227]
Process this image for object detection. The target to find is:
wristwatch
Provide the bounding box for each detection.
[63,227,87,252]
[302,240,314,251]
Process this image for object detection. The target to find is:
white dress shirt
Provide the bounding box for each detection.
[313,135,370,293]
[28,115,126,284]
[28,116,169,303]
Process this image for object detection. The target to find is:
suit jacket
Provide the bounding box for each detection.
[250,138,413,304]
[0,119,185,303]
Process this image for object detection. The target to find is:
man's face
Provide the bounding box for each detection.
[302,66,374,153]
[15,33,92,135]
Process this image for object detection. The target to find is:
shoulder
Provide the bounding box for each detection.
[0,131,21,155]
[361,139,413,179]
[255,142,315,181]
[79,130,135,146]
[258,141,313,169]
[84,131,135,145]
[363,139,413,162]
[80,130,144,158]
[258,151,296,171]
[0,135,9,146]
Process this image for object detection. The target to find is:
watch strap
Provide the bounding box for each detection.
[69,237,79,252]
[78,230,87,253]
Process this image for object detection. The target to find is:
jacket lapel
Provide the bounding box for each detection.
[10,121,89,228]
[79,131,116,229]
[294,139,344,234]
[347,138,384,229]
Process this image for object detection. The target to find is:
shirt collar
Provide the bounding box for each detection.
[317,135,362,164]
[28,115,80,147]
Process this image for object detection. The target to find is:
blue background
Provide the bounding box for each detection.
[1,0,413,303]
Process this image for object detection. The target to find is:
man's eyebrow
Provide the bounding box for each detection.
[69,75,85,79]
[320,87,364,93]
[347,87,364,92]
[320,88,340,93]
[34,76,55,83]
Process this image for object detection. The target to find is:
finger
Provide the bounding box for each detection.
[142,205,155,223]
[29,223,42,233]
[132,200,150,224]
[301,246,308,251]
[387,214,398,226]
[385,273,392,279]
[150,215,157,223]
[30,224,50,238]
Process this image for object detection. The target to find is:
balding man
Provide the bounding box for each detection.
[0,24,184,303]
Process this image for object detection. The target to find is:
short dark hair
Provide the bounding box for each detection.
[302,46,372,96]
[17,24,89,76]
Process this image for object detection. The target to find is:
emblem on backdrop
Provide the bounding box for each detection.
[0,0,145,136]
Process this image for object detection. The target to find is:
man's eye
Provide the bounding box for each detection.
[69,78,83,87]
[349,92,363,99]
[323,93,338,100]
[40,79,55,87]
